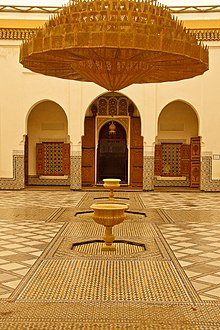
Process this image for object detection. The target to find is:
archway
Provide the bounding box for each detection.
[97,121,128,183]
[26,100,70,186]
[155,100,200,188]
[82,92,143,187]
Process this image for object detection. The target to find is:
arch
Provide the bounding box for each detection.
[154,99,201,189]
[156,100,199,144]
[83,91,142,134]
[25,99,68,134]
[82,92,143,187]
[26,100,70,186]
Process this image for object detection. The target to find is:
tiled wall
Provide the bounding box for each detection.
[0,153,25,190]
[201,156,220,191]
[70,154,81,190]
[143,155,220,191]
[143,156,154,191]
[2,152,220,192]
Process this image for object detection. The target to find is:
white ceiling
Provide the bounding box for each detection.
[0,0,219,6]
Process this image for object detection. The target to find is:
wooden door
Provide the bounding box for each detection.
[180,144,190,176]
[190,137,201,188]
[82,117,95,186]
[24,135,29,185]
[36,143,45,175]
[130,117,143,187]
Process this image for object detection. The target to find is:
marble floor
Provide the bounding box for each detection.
[1,190,220,328]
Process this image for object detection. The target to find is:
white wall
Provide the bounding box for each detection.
[0,40,220,179]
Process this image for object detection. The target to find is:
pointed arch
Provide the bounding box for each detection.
[82,92,143,187]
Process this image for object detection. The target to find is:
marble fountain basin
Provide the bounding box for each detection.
[90,202,128,251]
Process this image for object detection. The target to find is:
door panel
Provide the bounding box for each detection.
[130,117,143,186]
[190,137,201,188]
[82,117,95,186]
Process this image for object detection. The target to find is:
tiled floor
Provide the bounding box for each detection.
[0,220,63,299]
[1,190,220,328]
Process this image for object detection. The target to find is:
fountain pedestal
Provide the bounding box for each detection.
[90,203,128,251]
[103,178,121,200]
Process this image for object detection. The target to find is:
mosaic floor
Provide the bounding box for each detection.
[1,190,220,328]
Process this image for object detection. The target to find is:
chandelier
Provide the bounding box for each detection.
[20,0,209,91]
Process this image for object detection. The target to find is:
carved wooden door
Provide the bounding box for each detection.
[154,144,162,176]
[130,117,143,187]
[190,136,201,188]
[24,135,29,185]
[36,143,44,175]
[82,117,95,186]
[180,144,190,176]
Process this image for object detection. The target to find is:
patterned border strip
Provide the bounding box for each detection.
[0,27,220,42]
[192,29,220,42]
[0,4,220,14]
[0,154,24,190]
[201,156,220,191]
[0,28,36,40]
[0,5,61,14]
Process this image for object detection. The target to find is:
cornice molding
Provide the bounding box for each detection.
[0,5,61,14]
[192,29,220,42]
[0,27,220,42]
[0,5,220,14]
[0,28,35,40]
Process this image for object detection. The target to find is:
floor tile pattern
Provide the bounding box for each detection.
[0,220,62,298]
[17,258,192,303]
[0,191,86,208]
[0,300,220,329]
[160,222,220,301]
[139,191,220,210]
[0,190,220,328]
[0,207,55,221]
[163,209,220,223]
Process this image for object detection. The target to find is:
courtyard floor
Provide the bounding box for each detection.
[1,189,220,328]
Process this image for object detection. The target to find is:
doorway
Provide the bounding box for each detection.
[97,121,128,184]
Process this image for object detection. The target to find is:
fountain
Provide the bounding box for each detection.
[103,178,121,200]
[90,203,128,251]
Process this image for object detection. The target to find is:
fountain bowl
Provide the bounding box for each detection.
[103,178,121,189]
[103,178,121,199]
[90,202,128,251]
[91,203,128,226]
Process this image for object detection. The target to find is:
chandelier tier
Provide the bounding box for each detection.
[20,0,209,91]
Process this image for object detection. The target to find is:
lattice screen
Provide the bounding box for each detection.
[162,143,181,176]
[36,142,70,176]
[97,96,129,116]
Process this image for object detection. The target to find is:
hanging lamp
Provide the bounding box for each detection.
[20,0,209,91]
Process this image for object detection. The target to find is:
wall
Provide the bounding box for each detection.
[0,39,220,189]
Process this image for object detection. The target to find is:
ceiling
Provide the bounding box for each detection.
[0,0,220,6]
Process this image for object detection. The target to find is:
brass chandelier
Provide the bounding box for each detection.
[20,0,209,91]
